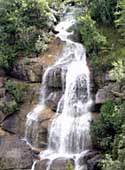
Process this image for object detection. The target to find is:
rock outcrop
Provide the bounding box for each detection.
[9,58,43,83]
[0,137,33,170]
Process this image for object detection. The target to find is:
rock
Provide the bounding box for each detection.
[25,107,55,149]
[105,71,117,82]
[9,58,43,83]
[95,83,122,104]
[50,158,74,170]
[0,128,11,145]
[45,91,63,111]
[0,137,33,170]
[35,158,74,170]
[1,114,17,133]
[35,159,49,170]
[0,68,5,76]
[78,151,102,170]
[27,65,43,82]
[95,89,107,104]
[0,111,4,123]
[46,66,66,89]
[0,76,5,87]
[0,88,5,98]
[87,155,102,170]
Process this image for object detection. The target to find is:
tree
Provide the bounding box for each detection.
[114,0,125,44]
[77,12,106,55]
[0,0,52,68]
[89,0,117,25]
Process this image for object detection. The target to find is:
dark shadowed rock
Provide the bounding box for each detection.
[78,150,102,170]
[1,114,17,133]
[0,137,33,170]
[0,69,5,76]
[0,76,5,88]
[46,66,66,89]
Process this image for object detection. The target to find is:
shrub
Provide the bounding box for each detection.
[77,13,106,55]
[91,100,125,151]
[3,100,18,115]
[0,0,52,68]
[5,80,25,103]
[114,0,125,43]
[89,0,117,25]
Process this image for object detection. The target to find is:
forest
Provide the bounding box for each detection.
[0,0,125,170]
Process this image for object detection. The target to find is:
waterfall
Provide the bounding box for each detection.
[25,6,92,170]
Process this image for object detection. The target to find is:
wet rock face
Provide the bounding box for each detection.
[46,66,66,89]
[26,108,55,149]
[0,137,33,170]
[35,158,74,170]
[45,91,63,111]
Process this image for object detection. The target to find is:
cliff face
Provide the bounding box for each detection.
[0,38,63,139]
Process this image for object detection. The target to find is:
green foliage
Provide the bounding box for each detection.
[66,160,74,170]
[77,13,106,54]
[5,80,25,103]
[91,99,125,170]
[91,100,125,151]
[91,100,115,151]
[3,100,18,114]
[111,58,125,82]
[114,0,125,43]
[89,0,117,25]
[101,125,125,170]
[0,0,52,68]
[21,0,50,29]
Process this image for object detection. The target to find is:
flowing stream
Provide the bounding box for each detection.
[25,6,92,170]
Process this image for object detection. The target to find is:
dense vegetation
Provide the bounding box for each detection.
[0,0,57,69]
[75,0,125,169]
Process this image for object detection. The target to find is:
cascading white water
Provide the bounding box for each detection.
[25,6,92,170]
[40,6,92,169]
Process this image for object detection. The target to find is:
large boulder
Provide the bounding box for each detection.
[35,158,74,170]
[95,83,121,104]
[0,137,33,170]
